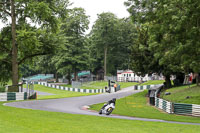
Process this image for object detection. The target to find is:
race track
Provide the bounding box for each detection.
[4,86,200,126]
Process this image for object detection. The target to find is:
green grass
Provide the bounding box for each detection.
[90,90,200,123]
[60,81,139,90]
[118,82,139,88]
[140,80,165,85]
[34,84,95,100]
[0,86,5,92]
[60,81,107,89]
[81,81,107,89]
[162,84,200,104]
[0,102,200,133]
[82,81,139,89]
[59,84,72,88]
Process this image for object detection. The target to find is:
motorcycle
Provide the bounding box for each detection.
[99,98,116,115]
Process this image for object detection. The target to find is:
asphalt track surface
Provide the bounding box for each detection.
[4,86,200,126]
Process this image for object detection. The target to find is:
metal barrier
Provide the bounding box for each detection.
[38,82,105,93]
[155,97,173,114]
[153,86,200,117]
[192,104,200,116]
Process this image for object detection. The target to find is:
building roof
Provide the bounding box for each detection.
[117,70,133,74]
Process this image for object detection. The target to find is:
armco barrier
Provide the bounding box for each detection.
[153,86,200,117]
[174,103,192,115]
[135,85,159,90]
[192,104,200,116]
[155,97,200,117]
[38,82,105,93]
[155,97,173,114]
[0,92,28,101]
[173,103,200,117]
[38,82,160,93]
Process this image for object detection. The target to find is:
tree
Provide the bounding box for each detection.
[89,13,136,78]
[0,0,70,86]
[90,12,119,79]
[55,7,89,82]
[125,0,200,87]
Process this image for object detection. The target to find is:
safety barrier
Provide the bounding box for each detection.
[173,103,200,117]
[173,103,192,115]
[38,82,105,93]
[192,104,200,117]
[155,97,173,114]
[135,85,160,90]
[153,86,200,117]
[0,92,28,101]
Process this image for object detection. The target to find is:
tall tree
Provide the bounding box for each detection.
[0,0,70,86]
[125,0,200,87]
[90,12,119,79]
[55,7,89,82]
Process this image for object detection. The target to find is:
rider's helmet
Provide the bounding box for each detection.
[112,98,116,102]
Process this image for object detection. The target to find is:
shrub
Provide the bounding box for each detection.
[0,86,5,92]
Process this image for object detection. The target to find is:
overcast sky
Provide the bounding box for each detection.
[70,0,130,32]
[0,0,130,32]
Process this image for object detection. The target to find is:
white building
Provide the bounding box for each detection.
[117,70,151,82]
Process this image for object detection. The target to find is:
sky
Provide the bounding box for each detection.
[0,0,130,32]
[70,0,130,32]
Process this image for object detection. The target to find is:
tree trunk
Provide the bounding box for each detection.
[11,0,19,86]
[74,69,78,81]
[104,46,107,80]
[195,73,200,86]
[67,70,72,85]
[164,75,172,89]
[55,72,58,82]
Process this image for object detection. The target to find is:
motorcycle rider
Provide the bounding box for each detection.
[99,98,116,115]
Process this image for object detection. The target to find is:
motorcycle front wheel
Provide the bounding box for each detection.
[99,109,103,114]
[106,107,113,115]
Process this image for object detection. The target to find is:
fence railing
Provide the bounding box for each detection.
[0,92,28,101]
[192,104,200,117]
[153,86,200,117]
[38,82,105,93]
[155,97,173,114]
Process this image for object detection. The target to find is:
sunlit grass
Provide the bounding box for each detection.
[91,90,200,123]
[162,84,200,104]
[140,80,165,85]
[0,101,200,133]
[34,84,95,100]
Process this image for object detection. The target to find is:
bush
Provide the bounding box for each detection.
[0,86,5,92]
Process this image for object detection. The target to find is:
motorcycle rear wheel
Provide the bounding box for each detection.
[106,107,113,115]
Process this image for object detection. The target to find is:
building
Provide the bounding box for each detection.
[117,70,150,82]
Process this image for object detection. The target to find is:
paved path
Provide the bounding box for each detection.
[4,86,200,126]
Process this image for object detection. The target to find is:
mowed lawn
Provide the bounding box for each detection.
[140,80,165,85]
[1,82,200,132]
[162,84,200,104]
[1,102,200,133]
[34,84,95,100]
[60,81,139,90]
[91,90,200,124]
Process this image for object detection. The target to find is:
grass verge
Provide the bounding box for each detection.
[34,84,95,100]
[140,80,165,85]
[60,81,139,90]
[0,102,200,133]
[118,82,139,88]
[161,84,200,104]
[90,90,200,123]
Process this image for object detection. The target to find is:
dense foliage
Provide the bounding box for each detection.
[125,0,200,87]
